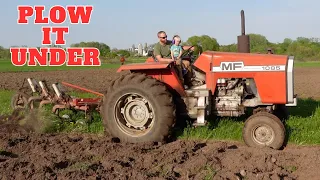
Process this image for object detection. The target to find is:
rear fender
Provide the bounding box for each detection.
[145,57,155,63]
[117,62,186,96]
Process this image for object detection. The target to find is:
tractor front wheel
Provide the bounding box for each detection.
[101,73,176,143]
[242,112,285,150]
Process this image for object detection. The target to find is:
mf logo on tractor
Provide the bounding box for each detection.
[221,62,244,71]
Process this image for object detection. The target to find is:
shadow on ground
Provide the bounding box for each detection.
[288,97,320,118]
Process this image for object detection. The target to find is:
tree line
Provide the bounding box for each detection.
[1,33,320,61]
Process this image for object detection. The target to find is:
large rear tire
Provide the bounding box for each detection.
[101,73,176,143]
[242,112,285,150]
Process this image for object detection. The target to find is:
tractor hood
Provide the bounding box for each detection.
[193,51,290,73]
[193,51,295,106]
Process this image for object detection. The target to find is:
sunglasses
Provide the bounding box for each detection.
[159,36,167,39]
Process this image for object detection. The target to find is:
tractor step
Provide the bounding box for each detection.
[194,106,206,109]
[193,121,207,126]
[185,89,209,97]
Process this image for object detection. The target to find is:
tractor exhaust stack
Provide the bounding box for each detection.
[237,10,250,53]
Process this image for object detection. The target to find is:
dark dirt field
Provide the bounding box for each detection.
[0,69,128,94]
[0,67,319,99]
[0,67,320,179]
[0,121,319,180]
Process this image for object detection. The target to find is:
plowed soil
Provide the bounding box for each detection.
[0,69,128,94]
[1,127,319,180]
[0,67,320,179]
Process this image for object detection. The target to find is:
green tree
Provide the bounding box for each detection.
[248,33,270,53]
[70,41,111,57]
[106,51,118,59]
[219,44,237,52]
[275,38,293,54]
[117,49,131,57]
[185,35,220,54]
[0,46,10,59]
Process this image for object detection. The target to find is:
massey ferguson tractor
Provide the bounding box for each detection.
[101,50,296,150]
[11,10,296,150]
[100,10,297,150]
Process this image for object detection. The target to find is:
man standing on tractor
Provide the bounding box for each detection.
[153,31,195,89]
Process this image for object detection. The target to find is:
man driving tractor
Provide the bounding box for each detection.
[153,31,196,89]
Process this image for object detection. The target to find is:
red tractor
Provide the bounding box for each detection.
[100,11,297,150]
[101,49,296,150]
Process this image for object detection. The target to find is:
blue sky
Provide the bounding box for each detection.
[1,0,319,49]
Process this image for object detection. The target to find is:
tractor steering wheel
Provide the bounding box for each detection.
[181,45,196,63]
[182,45,194,57]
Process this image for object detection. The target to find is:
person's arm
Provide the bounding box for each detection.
[178,46,183,59]
[156,56,173,62]
[170,46,175,60]
[171,51,175,60]
[155,54,173,63]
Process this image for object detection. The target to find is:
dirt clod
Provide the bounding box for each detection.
[240,169,246,176]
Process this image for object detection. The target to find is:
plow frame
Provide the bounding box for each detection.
[12,78,103,120]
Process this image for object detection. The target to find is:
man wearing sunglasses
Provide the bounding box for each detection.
[153,31,194,62]
[153,31,195,89]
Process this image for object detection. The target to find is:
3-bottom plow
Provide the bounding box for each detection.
[11,77,103,120]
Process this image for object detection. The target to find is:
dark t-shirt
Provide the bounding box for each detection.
[153,41,172,59]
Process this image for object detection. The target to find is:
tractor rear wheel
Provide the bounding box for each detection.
[101,73,176,143]
[242,112,285,150]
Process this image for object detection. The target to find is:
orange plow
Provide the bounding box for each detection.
[11,78,103,120]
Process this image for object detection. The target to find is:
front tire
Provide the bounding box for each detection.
[101,73,176,143]
[242,112,285,150]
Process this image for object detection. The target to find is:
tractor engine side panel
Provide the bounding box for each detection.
[209,52,289,104]
[211,73,286,104]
